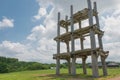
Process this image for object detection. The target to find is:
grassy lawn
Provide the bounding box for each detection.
[0,68,120,80]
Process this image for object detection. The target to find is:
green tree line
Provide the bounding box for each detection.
[0,56,119,73]
[0,56,83,73]
[0,56,55,73]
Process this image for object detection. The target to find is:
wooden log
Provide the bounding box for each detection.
[71,57,76,75]
[87,0,99,77]
[82,56,87,74]
[70,5,76,75]
[56,12,60,75]
[65,16,71,74]
[94,2,108,76]
[78,21,84,50]
[65,16,69,32]
[67,59,71,74]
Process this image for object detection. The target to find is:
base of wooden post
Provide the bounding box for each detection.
[67,59,71,74]
[56,58,60,75]
[82,56,87,74]
[71,57,76,75]
[91,52,99,78]
[101,56,108,76]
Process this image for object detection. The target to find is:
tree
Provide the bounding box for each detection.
[0,62,8,73]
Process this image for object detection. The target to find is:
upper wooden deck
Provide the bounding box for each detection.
[59,8,97,28]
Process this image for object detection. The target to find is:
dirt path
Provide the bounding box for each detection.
[108,76,120,80]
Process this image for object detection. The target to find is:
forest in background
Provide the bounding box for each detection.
[0,56,55,73]
[0,56,119,73]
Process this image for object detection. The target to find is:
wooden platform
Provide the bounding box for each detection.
[53,48,109,60]
[54,24,104,42]
[59,8,97,28]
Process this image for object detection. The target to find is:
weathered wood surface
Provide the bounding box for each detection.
[59,8,97,28]
[54,0,109,77]
[54,24,104,42]
[53,48,109,59]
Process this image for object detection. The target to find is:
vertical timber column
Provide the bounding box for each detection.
[65,16,70,53]
[78,21,84,50]
[65,16,71,74]
[56,12,60,75]
[79,21,87,74]
[87,0,99,77]
[71,5,76,75]
[82,56,87,74]
[67,59,71,74]
[94,2,108,76]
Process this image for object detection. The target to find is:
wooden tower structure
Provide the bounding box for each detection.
[53,0,109,77]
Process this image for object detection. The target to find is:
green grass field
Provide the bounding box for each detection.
[0,68,120,80]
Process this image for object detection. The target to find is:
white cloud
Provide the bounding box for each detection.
[101,6,120,43]
[27,25,46,41]
[33,0,52,20]
[36,0,53,7]
[0,0,120,63]
[32,25,45,32]
[0,41,27,57]
[0,40,55,63]
[104,42,120,62]
[20,0,120,63]
[34,7,47,20]
[0,17,14,29]
[31,0,120,63]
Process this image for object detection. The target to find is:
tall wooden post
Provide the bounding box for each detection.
[65,16,71,74]
[79,21,87,74]
[79,21,84,50]
[56,12,60,75]
[87,0,99,77]
[82,56,87,74]
[67,59,71,74]
[94,2,108,76]
[65,16,70,53]
[71,5,76,75]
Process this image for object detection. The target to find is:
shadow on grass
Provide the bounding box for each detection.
[35,73,96,80]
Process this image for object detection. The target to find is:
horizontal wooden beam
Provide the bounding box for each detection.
[54,24,104,42]
[53,48,109,59]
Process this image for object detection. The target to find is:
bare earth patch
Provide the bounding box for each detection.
[33,73,94,80]
[108,76,120,80]
[33,73,120,80]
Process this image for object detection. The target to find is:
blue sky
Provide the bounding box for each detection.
[0,0,120,63]
[0,0,38,42]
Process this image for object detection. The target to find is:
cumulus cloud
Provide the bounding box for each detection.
[31,0,120,63]
[0,41,27,57]
[33,0,53,20]
[0,17,14,29]
[27,25,46,41]
[101,8,120,43]
[0,0,120,63]
[0,40,55,63]
[19,0,120,62]
[34,7,47,20]
[104,42,120,62]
